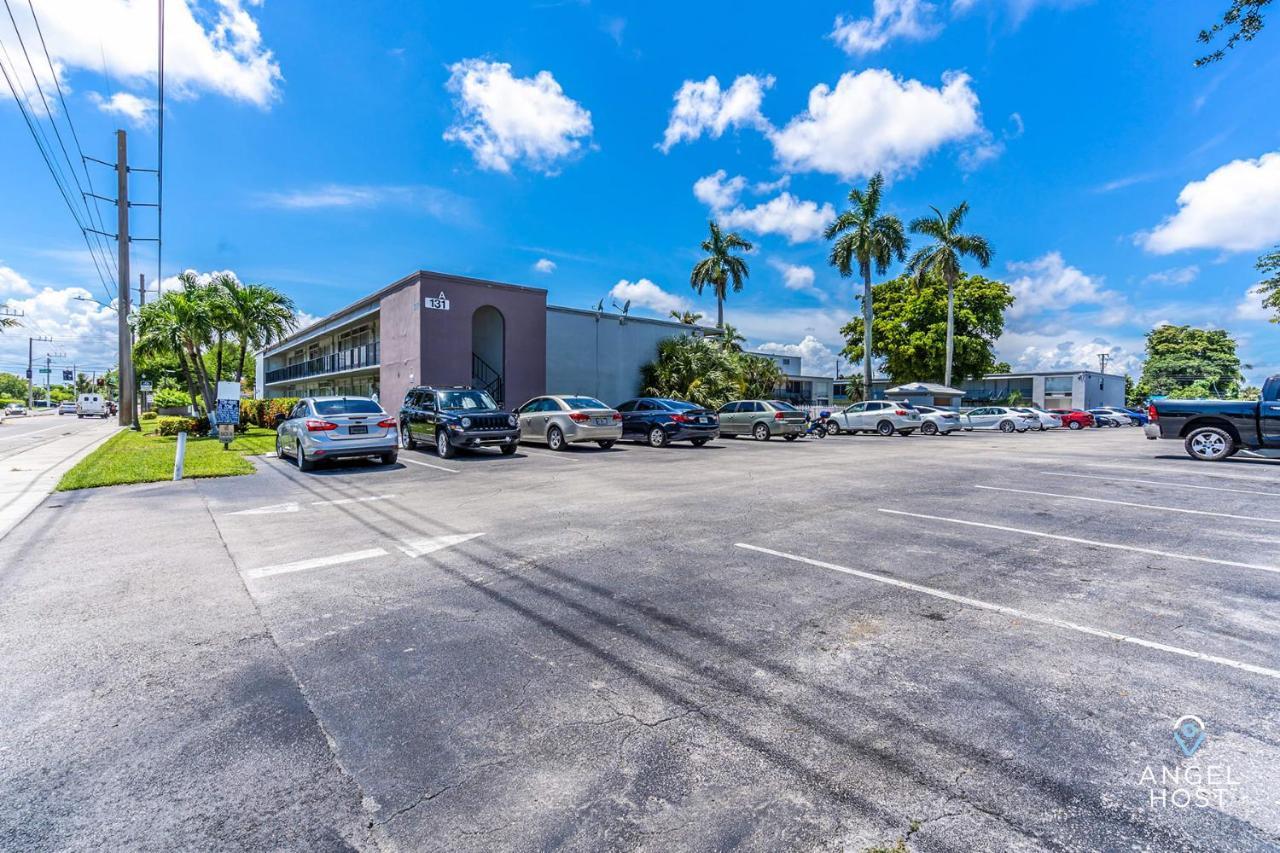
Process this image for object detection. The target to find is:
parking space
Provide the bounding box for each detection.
[188,426,1280,850]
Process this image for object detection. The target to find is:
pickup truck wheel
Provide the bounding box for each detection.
[876,420,895,436]
[1185,426,1233,462]
[825,421,841,436]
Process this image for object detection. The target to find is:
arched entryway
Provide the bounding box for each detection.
[471,305,505,405]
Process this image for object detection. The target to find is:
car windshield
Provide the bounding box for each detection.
[562,396,608,410]
[769,401,800,411]
[437,390,497,411]
[663,400,700,411]
[312,398,384,415]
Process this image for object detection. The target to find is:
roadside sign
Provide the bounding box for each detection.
[424,291,450,311]
[140,381,153,392]
[37,368,51,374]
[218,423,235,444]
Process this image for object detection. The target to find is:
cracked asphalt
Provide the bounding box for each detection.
[2,427,1278,851]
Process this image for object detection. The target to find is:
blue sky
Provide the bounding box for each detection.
[2,0,1279,384]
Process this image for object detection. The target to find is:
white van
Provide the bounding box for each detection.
[77,393,108,419]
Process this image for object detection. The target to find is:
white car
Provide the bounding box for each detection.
[1010,406,1062,431]
[825,400,921,436]
[912,405,963,436]
[963,406,1037,433]
[1093,407,1137,426]
[4,403,27,417]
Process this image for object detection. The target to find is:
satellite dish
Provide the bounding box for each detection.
[622,299,631,315]
[593,299,604,312]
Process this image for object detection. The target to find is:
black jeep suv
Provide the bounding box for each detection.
[399,386,520,458]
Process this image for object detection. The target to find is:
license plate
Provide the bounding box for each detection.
[348,425,368,434]
[593,418,610,426]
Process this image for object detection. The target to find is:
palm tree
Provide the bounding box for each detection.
[0,315,19,330]
[690,220,752,328]
[718,322,746,352]
[135,295,201,409]
[669,309,705,325]
[907,202,993,387]
[825,172,907,398]
[222,280,297,382]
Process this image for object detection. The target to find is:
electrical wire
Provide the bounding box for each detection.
[156,0,164,291]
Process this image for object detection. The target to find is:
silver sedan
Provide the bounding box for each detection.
[276,396,399,471]
[516,395,623,450]
[912,405,963,435]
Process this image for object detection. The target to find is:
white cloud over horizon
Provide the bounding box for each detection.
[533,258,557,274]
[0,263,120,376]
[1142,152,1280,254]
[693,171,833,244]
[608,278,689,317]
[659,74,774,152]
[444,59,593,174]
[753,335,841,377]
[1006,252,1122,320]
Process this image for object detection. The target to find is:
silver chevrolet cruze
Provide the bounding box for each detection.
[516,394,623,450]
[275,396,399,471]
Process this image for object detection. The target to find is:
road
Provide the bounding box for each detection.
[0,412,116,540]
[2,426,1278,851]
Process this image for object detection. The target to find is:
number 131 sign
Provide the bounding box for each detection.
[425,292,450,311]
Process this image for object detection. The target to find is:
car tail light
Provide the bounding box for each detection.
[669,414,689,423]
[569,412,590,423]
[377,418,397,428]
[774,411,785,420]
[1147,404,1158,422]
[894,409,909,416]
[611,412,622,421]
[305,419,338,431]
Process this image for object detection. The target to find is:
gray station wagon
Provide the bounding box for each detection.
[716,399,807,441]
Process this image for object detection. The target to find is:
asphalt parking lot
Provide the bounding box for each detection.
[5,426,1279,851]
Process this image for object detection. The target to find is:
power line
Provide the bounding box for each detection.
[157,0,164,289]
[23,0,118,283]
[2,0,117,294]
[0,49,115,302]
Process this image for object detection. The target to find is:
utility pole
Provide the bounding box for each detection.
[116,129,135,427]
[1098,353,1110,375]
[139,272,146,307]
[26,335,52,408]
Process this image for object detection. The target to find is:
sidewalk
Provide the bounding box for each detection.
[0,478,372,850]
[0,422,118,542]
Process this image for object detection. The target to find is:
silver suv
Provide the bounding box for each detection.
[825,401,921,436]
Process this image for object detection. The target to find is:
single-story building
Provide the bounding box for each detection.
[882,382,965,408]
[254,269,718,410]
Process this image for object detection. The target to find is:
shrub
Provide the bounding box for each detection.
[152,387,190,409]
[264,397,299,429]
[156,416,199,436]
[140,411,157,421]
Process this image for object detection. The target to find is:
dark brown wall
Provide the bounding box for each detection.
[418,272,547,408]
[378,279,422,413]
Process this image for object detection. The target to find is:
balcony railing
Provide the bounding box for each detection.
[265,342,379,385]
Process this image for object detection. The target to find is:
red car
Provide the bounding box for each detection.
[1050,408,1094,430]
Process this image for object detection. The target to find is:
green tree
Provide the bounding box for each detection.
[825,172,908,407]
[1124,375,1141,407]
[1196,1,1272,66]
[0,371,26,401]
[0,313,18,331]
[1135,325,1246,398]
[690,221,752,329]
[718,322,746,353]
[223,278,296,381]
[840,271,1014,385]
[906,202,994,388]
[641,336,740,407]
[739,354,787,400]
[1254,245,1280,321]
[668,310,704,325]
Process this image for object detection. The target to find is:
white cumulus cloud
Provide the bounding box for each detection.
[1236,285,1272,321]
[608,279,689,317]
[1142,152,1280,254]
[1141,265,1200,286]
[770,260,817,293]
[769,69,984,180]
[830,0,941,55]
[692,170,749,209]
[444,59,593,174]
[0,0,281,110]
[658,74,774,152]
[754,335,840,377]
[533,258,556,274]
[718,193,835,244]
[1006,252,1120,320]
[87,91,157,126]
[0,264,121,376]
[998,330,1143,376]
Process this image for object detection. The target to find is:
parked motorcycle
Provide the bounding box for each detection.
[805,410,830,438]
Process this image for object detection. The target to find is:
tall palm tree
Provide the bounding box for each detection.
[907,202,993,387]
[135,296,201,409]
[824,172,907,398]
[690,220,752,328]
[223,281,297,382]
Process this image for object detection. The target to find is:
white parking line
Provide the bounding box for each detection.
[244,548,389,580]
[876,508,1280,575]
[735,543,1280,682]
[975,484,1280,524]
[1039,470,1280,498]
[518,446,580,461]
[401,457,460,473]
[396,532,484,557]
[1082,462,1280,484]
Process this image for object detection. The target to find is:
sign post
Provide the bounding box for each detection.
[213,380,241,450]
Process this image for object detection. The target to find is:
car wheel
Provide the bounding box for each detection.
[691,437,710,446]
[275,435,287,460]
[596,440,616,449]
[380,451,398,465]
[752,422,770,441]
[647,426,668,448]
[876,420,895,436]
[999,420,1016,433]
[1068,420,1082,430]
[921,421,938,436]
[297,445,314,472]
[401,421,417,450]
[436,430,456,459]
[547,425,566,451]
[825,420,841,435]
[783,433,799,441]
[1184,426,1234,462]
[500,444,518,456]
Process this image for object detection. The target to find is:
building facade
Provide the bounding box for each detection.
[256,270,713,410]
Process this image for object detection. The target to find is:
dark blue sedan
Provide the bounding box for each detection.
[615,398,719,447]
